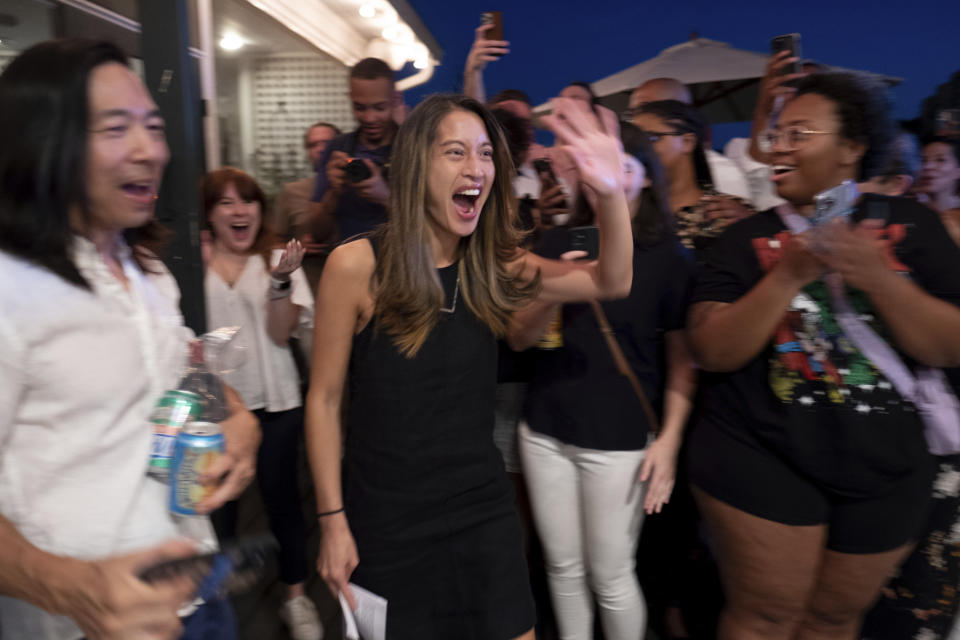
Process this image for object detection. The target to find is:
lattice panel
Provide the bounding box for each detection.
[251,53,355,195]
[0,52,17,75]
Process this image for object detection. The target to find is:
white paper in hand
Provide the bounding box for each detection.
[339,583,387,640]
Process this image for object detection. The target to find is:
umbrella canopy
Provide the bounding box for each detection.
[583,37,902,124]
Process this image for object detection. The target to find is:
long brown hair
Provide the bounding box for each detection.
[201,166,277,265]
[375,94,539,357]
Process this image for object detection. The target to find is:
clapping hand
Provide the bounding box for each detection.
[815,218,893,294]
[775,231,828,288]
[271,239,305,281]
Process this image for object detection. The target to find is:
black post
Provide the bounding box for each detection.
[138,0,207,334]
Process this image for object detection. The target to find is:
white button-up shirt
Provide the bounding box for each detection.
[724,137,787,212]
[0,237,195,639]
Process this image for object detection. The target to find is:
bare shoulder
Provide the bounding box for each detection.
[318,238,377,330]
[323,237,376,286]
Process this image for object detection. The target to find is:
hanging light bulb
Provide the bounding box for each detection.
[219,32,244,51]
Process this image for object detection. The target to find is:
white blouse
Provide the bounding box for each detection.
[204,250,313,413]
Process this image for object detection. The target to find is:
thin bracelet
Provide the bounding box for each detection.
[317,507,345,518]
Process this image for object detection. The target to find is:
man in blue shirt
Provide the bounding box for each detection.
[310,58,397,243]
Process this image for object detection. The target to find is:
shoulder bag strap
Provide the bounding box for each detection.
[589,300,662,436]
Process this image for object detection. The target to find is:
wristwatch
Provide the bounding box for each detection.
[269,276,291,291]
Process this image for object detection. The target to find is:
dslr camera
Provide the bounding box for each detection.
[344,158,372,182]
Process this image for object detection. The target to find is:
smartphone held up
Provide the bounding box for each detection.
[770,33,803,76]
[481,11,503,42]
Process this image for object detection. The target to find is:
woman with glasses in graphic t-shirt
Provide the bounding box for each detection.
[687,72,960,640]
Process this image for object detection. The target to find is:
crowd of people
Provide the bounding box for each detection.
[1,16,960,640]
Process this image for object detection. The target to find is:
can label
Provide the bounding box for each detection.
[148,391,202,480]
[536,308,564,350]
[170,423,224,515]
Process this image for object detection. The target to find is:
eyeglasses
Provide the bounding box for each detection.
[637,129,685,143]
[759,126,835,151]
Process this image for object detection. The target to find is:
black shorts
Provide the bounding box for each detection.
[688,421,936,554]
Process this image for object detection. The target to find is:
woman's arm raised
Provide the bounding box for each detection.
[266,240,307,345]
[512,98,634,303]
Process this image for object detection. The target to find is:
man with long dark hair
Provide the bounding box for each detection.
[0,38,258,640]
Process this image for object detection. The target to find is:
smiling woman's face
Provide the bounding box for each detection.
[769,93,864,206]
[208,182,262,254]
[425,109,496,241]
[917,141,960,199]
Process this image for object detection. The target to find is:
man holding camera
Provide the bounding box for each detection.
[309,58,397,245]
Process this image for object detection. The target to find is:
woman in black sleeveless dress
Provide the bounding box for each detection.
[305,94,635,639]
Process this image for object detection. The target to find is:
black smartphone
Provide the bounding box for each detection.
[533,158,570,220]
[770,33,802,76]
[568,226,599,260]
[532,158,558,186]
[138,536,278,601]
[480,11,503,41]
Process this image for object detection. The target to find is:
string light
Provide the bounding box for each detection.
[219,33,244,51]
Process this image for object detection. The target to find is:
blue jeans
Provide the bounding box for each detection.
[180,598,237,640]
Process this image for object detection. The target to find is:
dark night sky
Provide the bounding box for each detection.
[404,0,960,145]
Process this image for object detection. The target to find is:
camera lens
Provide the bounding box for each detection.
[344,159,372,182]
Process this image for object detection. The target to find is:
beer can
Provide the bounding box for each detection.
[170,422,225,516]
[148,390,203,480]
[536,308,564,350]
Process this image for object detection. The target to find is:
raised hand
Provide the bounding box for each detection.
[541,97,625,198]
[758,50,807,120]
[465,23,509,74]
[271,239,305,280]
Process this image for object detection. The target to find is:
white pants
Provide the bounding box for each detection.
[519,423,648,640]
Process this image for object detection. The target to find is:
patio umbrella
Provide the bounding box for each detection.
[584,36,902,124]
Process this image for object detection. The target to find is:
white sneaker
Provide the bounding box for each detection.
[280,594,323,640]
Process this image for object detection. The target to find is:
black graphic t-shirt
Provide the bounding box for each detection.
[692,194,960,497]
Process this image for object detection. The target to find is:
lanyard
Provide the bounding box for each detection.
[774,203,922,405]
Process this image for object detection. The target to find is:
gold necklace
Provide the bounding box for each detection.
[440,273,461,314]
